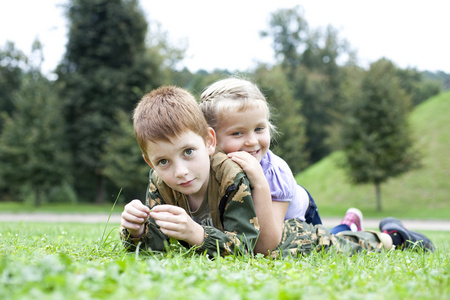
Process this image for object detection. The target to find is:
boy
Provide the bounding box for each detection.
[120,86,260,257]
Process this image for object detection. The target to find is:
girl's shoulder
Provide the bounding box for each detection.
[261,150,297,201]
[261,150,294,177]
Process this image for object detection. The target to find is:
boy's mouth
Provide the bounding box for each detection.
[180,179,194,187]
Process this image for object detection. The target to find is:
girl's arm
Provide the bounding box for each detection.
[228,151,285,254]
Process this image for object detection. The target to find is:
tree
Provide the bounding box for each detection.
[259,5,308,80]
[0,71,71,206]
[56,0,177,203]
[340,58,420,211]
[102,109,149,201]
[291,66,333,162]
[396,67,441,107]
[261,6,352,165]
[0,42,27,132]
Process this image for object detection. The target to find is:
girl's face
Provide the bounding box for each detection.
[215,106,270,163]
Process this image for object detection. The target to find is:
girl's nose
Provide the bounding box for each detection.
[244,133,258,146]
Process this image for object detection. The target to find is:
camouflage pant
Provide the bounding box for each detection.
[271,219,388,258]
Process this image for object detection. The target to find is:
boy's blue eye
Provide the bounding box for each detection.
[231,132,242,136]
[184,148,194,156]
[158,159,168,166]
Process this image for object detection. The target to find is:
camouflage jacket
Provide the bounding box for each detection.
[120,151,260,257]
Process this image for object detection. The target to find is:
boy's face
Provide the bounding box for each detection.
[144,129,216,201]
[215,106,270,163]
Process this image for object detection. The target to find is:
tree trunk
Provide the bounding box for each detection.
[375,183,382,211]
[95,174,105,204]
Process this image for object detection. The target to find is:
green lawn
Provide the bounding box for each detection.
[0,201,124,214]
[1,221,448,300]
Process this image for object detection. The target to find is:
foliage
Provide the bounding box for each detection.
[424,70,450,90]
[260,6,351,165]
[259,5,307,79]
[0,222,448,299]
[1,3,449,206]
[339,58,421,211]
[0,42,27,131]
[292,66,334,162]
[55,0,174,203]
[297,91,450,218]
[102,109,149,201]
[186,69,235,98]
[0,71,71,206]
[396,67,441,106]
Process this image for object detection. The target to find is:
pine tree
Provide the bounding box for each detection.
[340,58,420,211]
[56,0,156,203]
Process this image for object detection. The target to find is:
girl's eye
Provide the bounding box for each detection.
[184,148,194,156]
[158,159,168,166]
[255,127,265,132]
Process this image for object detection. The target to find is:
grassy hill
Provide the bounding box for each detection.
[295,91,450,219]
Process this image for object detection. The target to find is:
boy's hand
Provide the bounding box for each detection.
[227,151,266,189]
[121,199,150,238]
[150,205,205,246]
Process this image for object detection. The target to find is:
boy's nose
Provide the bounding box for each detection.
[174,163,189,178]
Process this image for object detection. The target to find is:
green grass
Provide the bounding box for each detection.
[0,201,124,214]
[0,221,448,300]
[296,91,450,219]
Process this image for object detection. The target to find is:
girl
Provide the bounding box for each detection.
[199,77,363,250]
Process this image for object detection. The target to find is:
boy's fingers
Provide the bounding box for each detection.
[121,218,142,230]
[126,200,150,216]
[131,199,150,211]
[125,207,148,220]
[151,204,183,214]
[121,211,146,224]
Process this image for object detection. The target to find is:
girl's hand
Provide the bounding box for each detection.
[228,151,282,254]
[121,199,150,238]
[150,205,205,246]
[227,151,266,189]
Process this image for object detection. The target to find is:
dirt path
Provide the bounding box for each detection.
[1,213,449,231]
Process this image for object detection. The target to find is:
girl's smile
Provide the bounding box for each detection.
[215,106,270,163]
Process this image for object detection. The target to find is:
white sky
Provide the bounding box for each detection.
[1,0,449,78]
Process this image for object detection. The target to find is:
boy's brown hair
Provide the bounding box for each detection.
[133,86,209,161]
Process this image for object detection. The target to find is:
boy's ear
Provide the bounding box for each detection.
[142,154,154,169]
[206,127,216,155]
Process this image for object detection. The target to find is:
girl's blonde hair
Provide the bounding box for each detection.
[199,78,276,135]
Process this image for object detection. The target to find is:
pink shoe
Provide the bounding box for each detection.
[340,208,364,231]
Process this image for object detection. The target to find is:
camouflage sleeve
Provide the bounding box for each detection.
[195,174,260,257]
[120,172,170,252]
[120,219,169,252]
